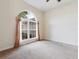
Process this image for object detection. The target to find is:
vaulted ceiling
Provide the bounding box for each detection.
[24,0,76,12]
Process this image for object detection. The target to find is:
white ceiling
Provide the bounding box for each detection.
[24,0,76,12]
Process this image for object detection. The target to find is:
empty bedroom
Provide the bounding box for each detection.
[0,0,78,59]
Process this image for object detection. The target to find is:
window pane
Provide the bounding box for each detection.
[22,30,28,39]
[22,21,28,30]
[29,22,36,29]
[30,18,36,21]
[29,30,36,38]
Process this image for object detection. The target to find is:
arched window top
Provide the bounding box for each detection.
[18,11,37,22]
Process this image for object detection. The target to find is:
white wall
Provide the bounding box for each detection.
[0,0,11,51]
[44,1,78,46]
[0,0,44,51]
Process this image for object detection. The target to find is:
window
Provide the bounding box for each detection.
[15,11,39,47]
[20,11,38,42]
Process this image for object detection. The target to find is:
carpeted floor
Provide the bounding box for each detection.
[0,41,78,59]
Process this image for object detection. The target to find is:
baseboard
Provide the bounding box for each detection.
[44,39,78,50]
[39,39,46,41]
[0,45,14,52]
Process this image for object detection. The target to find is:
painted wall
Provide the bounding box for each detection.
[0,0,11,51]
[44,1,78,46]
[0,0,44,51]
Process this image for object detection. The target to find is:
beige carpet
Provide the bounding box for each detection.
[0,41,78,59]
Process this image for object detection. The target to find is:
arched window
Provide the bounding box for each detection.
[15,11,40,48]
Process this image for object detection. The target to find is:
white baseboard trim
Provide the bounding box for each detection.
[0,45,14,52]
[45,40,78,49]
